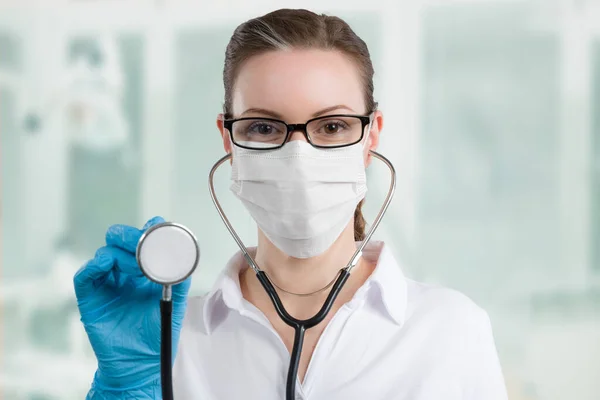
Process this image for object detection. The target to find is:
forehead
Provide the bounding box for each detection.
[232,49,365,119]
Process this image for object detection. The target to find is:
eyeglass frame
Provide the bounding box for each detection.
[223,113,374,150]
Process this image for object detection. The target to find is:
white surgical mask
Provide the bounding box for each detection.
[230,140,367,258]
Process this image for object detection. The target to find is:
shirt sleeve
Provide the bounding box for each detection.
[465,309,509,400]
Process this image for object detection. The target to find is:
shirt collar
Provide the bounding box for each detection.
[201,241,407,334]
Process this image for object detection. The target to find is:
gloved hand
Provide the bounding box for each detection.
[73,216,192,399]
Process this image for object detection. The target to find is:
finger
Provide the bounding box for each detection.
[105,224,143,254]
[142,216,166,230]
[172,276,192,302]
[73,250,114,296]
[105,217,166,254]
[96,246,144,277]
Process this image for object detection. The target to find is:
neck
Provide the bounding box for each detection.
[256,222,359,294]
[241,220,370,319]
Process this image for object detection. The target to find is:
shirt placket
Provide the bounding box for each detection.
[238,300,357,400]
[300,303,357,399]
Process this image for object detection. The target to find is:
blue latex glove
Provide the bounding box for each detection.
[74,216,192,399]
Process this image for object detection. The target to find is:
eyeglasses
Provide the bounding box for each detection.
[223,114,372,150]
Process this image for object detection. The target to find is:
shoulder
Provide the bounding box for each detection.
[401,280,507,396]
[398,278,498,373]
[403,278,491,333]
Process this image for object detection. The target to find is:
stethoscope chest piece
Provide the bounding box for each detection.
[136,222,200,287]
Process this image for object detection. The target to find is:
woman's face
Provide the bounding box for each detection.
[217,49,383,165]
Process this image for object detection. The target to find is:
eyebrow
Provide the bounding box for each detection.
[239,104,357,120]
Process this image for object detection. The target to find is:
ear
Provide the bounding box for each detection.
[216,113,233,154]
[364,110,383,167]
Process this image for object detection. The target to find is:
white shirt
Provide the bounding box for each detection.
[174,241,508,400]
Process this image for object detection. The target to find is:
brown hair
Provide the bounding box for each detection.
[223,8,377,241]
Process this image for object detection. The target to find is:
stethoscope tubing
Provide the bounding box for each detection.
[207,149,396,400]
[256,269,351,399]
[161,299,174,400]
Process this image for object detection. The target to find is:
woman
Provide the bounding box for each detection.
[74,9,508,400]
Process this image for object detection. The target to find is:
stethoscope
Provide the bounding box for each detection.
[136,149,396,400]
[136,221,200,400]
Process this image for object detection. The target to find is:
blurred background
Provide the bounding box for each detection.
[1,0,599,398]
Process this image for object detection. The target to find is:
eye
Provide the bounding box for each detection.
[247,122,280,135]
[324,123,340,134]
[318,120,350,135]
